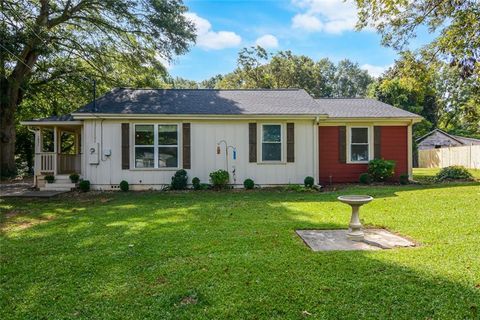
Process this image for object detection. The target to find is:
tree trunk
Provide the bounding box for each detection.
[0,115,17,177]
[0,79,22,177]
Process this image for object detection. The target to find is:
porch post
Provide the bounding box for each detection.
[53,126,58,175]
[407,122,413,179]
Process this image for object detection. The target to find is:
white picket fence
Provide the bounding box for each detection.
[418,145,480,169]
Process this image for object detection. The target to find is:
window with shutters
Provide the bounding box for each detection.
[261,124,283,162]
[347,126,372,163]
[134,124,179,168]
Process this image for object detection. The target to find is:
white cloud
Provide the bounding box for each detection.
[292,14,323,31]
[291,0,358,34]
[255,34,279,48]
[184,12,242,50]
[361,64,391,77]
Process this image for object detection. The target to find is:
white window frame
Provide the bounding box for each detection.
[133,123,180,170]
[347,126,373,164]
[260,123,284,163]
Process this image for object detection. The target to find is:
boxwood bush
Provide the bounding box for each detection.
[399,173,409,185]
[435,166,473,181]
[79,180,90,192]
[243,178,255,189]
[171,169,188,190]
[359,173,372,184]
[44,175,55,183]
[119,180,129,191]
[192,177,201,190]
[368,159,396,182]
[304,176,314,188]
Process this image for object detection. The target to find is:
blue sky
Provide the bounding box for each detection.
[169,0,434,81]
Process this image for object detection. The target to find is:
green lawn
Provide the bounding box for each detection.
[1,184,480,319]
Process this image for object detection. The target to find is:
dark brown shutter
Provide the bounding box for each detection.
[287,123,295,162]
[338,126,346,164]
[249,123,257,162]
[182,123,191,169]
[374,126,381,159]
[121,123,130,169]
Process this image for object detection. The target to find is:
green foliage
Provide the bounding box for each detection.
[368,159,396,182]
[209,169,229,189]
[44,175,55,183]
[120,180,129,192]
[78,180,90,192]
[399,174,409,185]
[243,178,255,190]
[359,173,372,185]
[435,166,474,181]
[355,0,480,77]
[304,176,314,188]
[215,47,373,98]
[192,177,201,190]
[171,170,188,190]
[69,173,80,183]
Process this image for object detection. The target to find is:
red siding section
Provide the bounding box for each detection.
[318,126,408,184]
[380,126,408,178]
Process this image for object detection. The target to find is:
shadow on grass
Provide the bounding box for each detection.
[1,186,479,319]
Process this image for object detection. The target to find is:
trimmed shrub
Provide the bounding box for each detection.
[367,159,396,182]
[359,173,372,184]
[304,176,314,188]
[399,173,409,185]
[69,173,80,183]
[45,175,55,183]
[244,178,255,189]
[120,180,129,191]
[209,169,229,189]
[192,177,201,190]
[435,166,473,181]
[79,180,90,192]
[171,169,188,190]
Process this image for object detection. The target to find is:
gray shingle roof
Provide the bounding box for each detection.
[27,88,422,122]
[75,88,323,115]
[314,98,422,118]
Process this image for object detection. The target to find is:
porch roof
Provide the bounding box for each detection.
[21,114,82,126]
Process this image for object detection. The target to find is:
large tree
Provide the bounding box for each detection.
[355,0,480,76]
[215,46,373,98]
[0,0,195,176]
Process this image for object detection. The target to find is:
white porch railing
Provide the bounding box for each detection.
[36,153,56,173]
[34,152,82,175]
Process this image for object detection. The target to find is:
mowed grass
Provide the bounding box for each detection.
[1,183,480,319]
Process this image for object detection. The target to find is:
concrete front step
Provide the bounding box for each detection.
[39,187,73,192]
[41,183,76,191]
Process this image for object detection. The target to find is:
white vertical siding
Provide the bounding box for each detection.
[83,119,315,189]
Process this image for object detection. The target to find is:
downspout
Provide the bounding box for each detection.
[313,116,320,185]
[27,126,39,187]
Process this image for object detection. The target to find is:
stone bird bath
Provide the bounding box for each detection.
[337,195,373,241]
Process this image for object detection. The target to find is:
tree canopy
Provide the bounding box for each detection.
[0,0,196,176]
[355,0,480,77]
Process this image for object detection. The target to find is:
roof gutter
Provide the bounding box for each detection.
[71,113,329,120]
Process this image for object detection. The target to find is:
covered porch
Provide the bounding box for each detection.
[22,117,84,185]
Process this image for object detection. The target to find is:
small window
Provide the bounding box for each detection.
[350,127,369,162]
[262,124,282,161]
[134,124,179,169]
[135,125,154,168]
[158,125,178,168]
